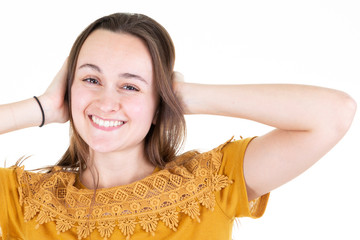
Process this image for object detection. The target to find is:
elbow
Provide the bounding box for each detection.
[333,92,357,136]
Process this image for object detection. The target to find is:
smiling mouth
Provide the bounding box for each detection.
[90,115,125,128]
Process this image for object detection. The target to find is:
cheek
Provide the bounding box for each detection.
[70,86,90,120]
[125,97,157,121]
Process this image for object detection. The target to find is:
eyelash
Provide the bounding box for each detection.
[122,85,139,91]
[83,78,139,91]
[83,77,100,85]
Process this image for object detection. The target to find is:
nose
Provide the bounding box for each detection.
[96,89,121,113]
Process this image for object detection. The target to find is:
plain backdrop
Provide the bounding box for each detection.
[0,0,359,239]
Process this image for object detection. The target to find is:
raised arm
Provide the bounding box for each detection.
[173,73,357,201]
[0,59,69,135]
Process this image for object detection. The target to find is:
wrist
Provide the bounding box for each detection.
[37,95,52,125]
[173,81,191,114]
[174,82,207,115]
[37,94,65,125]
[33,96,45,127]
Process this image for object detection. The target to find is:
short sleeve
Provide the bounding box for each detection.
[0,167,24,239]
[216,137,270,219]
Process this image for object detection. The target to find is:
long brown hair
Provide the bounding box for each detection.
[56,13,186,172]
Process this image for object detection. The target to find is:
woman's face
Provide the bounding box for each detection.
[71,29,158,154]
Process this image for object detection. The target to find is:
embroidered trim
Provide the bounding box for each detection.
[16,140,233,240]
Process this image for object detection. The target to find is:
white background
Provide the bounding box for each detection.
[0,0,359,239]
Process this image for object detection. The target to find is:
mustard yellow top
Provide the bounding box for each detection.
[0,137,269,240]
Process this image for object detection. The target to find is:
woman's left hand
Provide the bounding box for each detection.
[172,71,189,114]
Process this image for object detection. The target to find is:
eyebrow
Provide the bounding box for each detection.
[119,72,148,85]
[78,63,102,73]
[78,63,148,84]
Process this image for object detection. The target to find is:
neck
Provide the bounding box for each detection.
[80,147,155,189]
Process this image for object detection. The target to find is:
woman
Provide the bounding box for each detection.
[0,13,356,240]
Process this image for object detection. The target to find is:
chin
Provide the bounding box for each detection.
[89,144,118,153]
[84,138,115,153]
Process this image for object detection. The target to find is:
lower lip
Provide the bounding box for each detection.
[88,116,125,132]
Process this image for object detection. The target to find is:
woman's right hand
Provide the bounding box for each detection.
[0,59,70,135]
[38,58,70,124]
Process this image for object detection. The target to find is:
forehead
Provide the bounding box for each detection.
[77,29,153,78]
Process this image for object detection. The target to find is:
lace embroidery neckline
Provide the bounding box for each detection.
[16,140,233,240]
[73,166,161,191]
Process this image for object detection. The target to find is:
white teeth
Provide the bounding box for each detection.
[91,115,123,128]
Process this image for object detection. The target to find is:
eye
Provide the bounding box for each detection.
[122,85,139,91]
[83,77,100,85]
